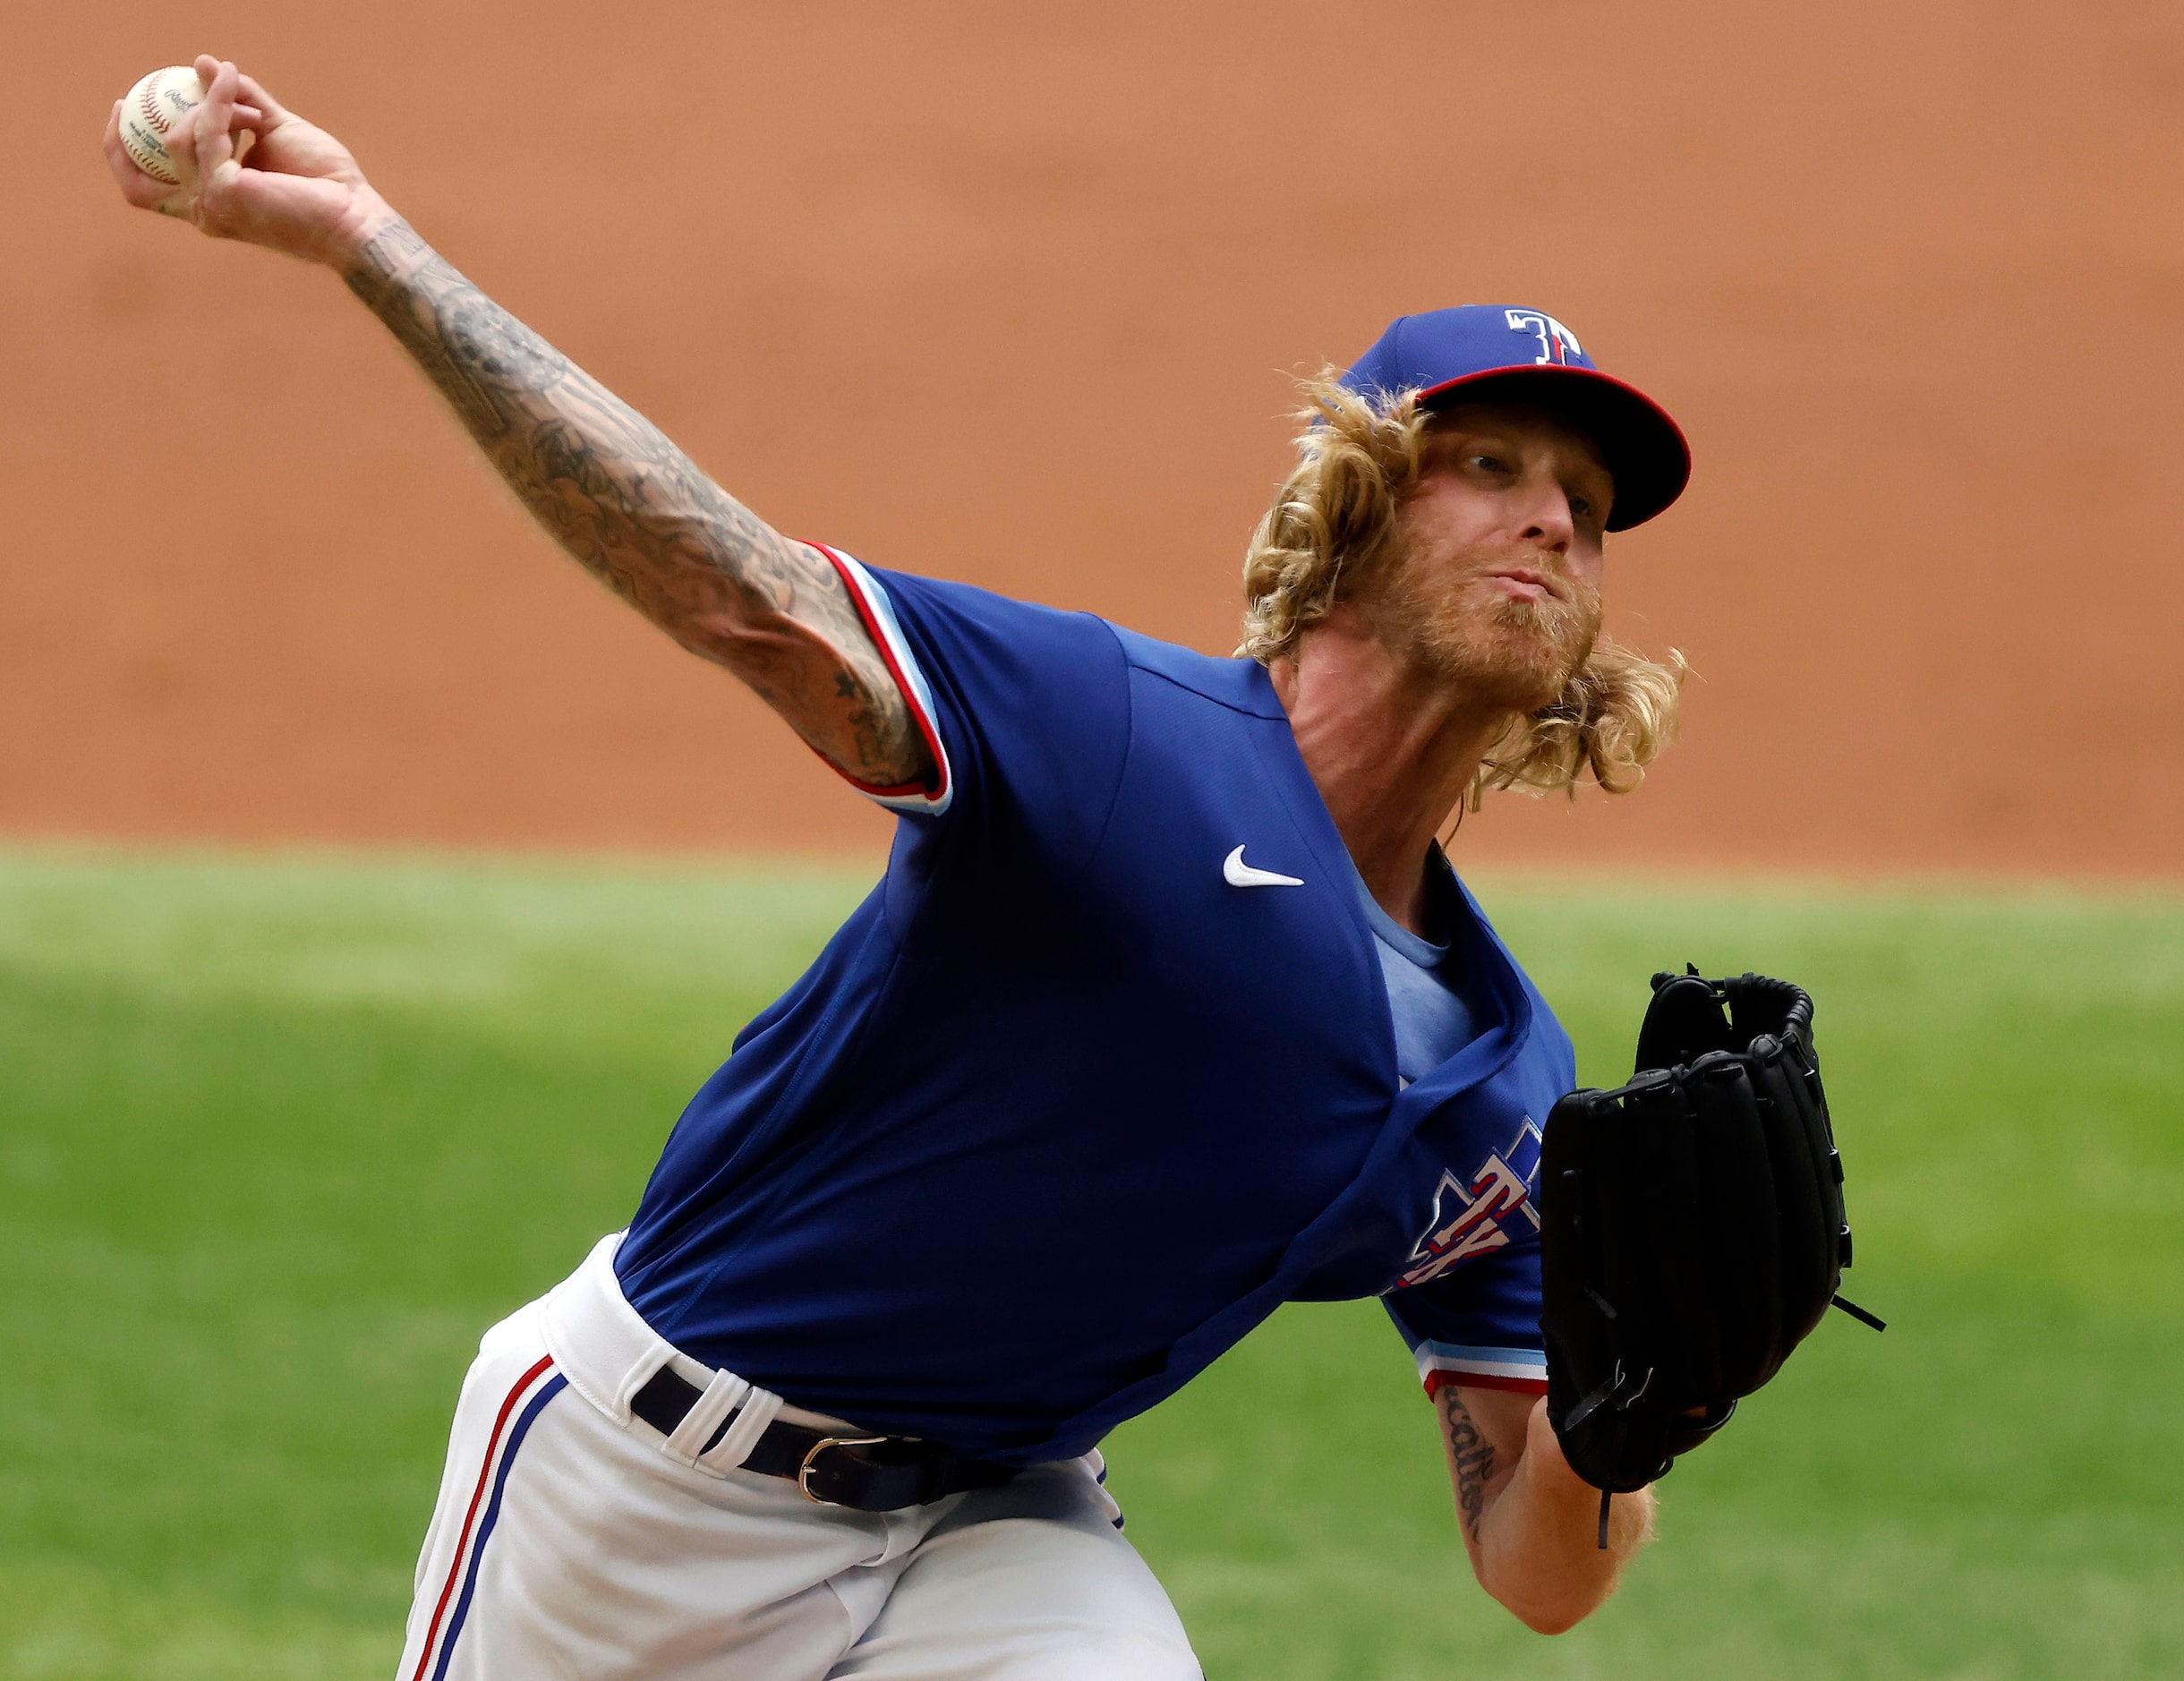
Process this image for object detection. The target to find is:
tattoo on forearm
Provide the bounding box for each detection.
[1440,1390,1497,1542]
[342,220,934,790]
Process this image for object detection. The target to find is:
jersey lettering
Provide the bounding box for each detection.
[1396,1117,1543,1288]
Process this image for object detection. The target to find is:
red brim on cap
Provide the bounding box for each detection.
[1414,364,1691,532]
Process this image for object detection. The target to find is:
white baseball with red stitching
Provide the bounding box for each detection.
[116,66,206,185]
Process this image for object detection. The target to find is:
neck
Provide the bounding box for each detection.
[1269,606,1513,934]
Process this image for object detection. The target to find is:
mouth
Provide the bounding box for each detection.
[1482,567,1561,604]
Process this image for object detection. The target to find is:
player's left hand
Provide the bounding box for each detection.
[1535,969,1881,1508]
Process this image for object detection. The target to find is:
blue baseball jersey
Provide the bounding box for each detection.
[615,550,1569,1464]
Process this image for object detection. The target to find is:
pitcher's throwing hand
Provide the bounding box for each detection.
[104,55,394,262]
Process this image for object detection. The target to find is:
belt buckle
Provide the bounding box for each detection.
[798,1435,889,1506]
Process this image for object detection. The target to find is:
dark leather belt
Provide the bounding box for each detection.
[630,1367,1018,1511]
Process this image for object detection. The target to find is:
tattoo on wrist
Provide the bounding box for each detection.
[339,219,933,791]
[1440,1390,1497,1541]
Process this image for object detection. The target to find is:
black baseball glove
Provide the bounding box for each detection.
[1538,969,1881,1539]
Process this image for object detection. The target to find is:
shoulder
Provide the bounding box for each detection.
[1108,625,1287,721]
[839,562,1139,863]
[851,562,1272,721]
[857,563,1122,665]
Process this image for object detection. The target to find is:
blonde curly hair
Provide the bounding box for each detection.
[1238,372,1686,808]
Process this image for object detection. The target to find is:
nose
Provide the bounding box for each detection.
[1515,478,1574,555]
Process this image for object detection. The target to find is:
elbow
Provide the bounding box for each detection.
[1484,1576,1607,1637]
[1507,1601,1589,1637]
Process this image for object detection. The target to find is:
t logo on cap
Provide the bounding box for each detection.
[1504,309,1584,366]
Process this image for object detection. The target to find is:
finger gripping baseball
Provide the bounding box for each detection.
[1540,968,1876,1509]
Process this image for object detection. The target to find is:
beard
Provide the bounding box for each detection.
[1392,546,1603,714]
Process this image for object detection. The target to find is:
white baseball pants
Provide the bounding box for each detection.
[395,1234,1203,1679]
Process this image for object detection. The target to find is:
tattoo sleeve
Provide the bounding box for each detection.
[341,219,934,792]
[1439,1387,1498,1543]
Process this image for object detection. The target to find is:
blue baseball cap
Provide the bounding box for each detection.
[1339,306,1690,530]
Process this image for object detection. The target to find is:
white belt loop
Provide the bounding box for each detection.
[538,1230,818,1475]
[697,1385,784,1474]
[659,1369,751,1466]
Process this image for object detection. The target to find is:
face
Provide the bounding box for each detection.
[1367,400,1611,713]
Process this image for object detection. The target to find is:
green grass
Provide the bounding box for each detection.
[0,849,2178,1678]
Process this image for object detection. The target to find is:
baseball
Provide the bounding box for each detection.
[116,65,206,185]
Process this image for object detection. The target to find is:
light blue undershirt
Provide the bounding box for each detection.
[1352,849,1482,1087]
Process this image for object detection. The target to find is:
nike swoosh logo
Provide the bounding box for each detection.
[1224,844,1303,888]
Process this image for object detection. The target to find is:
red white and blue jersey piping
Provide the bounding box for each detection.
[808,542,954,815]
[1413,1340,1548,1398]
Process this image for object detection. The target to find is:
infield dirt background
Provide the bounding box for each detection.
[13,1,2183,875]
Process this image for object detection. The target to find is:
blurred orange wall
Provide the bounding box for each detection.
[11,0,2182,874]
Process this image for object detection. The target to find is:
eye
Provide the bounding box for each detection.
[1569,494,1593,519]
[1467,453,1511,474]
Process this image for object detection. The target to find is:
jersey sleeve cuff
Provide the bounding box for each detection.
[1415,1341,1549,1398]
[806,544,953,816]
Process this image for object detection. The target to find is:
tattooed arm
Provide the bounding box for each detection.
[103,55,934,794]
[1436,1386,1654,1634]
[337,224,932,788]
